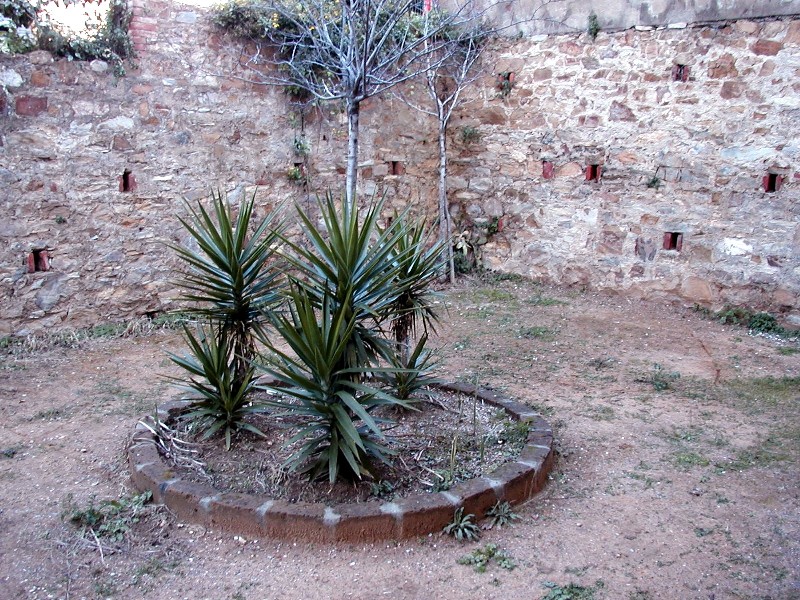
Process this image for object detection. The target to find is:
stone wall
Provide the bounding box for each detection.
[0,0,358,335]
[440,19,800,314]
[479,0,800,35]
[1,2,799,334]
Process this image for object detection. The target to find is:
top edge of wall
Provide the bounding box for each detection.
[458,0,800,36]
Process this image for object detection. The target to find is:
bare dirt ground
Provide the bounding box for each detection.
[1,276,798,600]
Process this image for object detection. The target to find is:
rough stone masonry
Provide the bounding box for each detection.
[0,0,798,334]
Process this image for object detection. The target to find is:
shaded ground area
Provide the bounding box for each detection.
[1,276,798,600]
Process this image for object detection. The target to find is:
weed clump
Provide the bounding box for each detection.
[541,580,605,600]
[63,491,153,542]
[484,500,520,530]
[695,304,798,339]
[635,363,680,391]
[458,543,516,572]
[443,507,481,541]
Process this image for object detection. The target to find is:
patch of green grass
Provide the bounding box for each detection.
[694,527,714,537]
[777,346,799,356]
[93,580,117,597]
[673,451,710,470]
[89,322,129,337]
[85,380,161,417]
[697,305,799,339]
[475,288,517,302]
[710,435,729,448]
[1,444,24,458]
[31,406,71,421]
[227,583,260,600]
[587,357,616,370]
[1,313,190,357]
[526,295,566,307]
[475,305,495,319]
[477,270,529,285]
[133,557,178,585]
[719,436,790,471]
[527,402,555,417]
[518,326,555,339]
[63,491,153,542]
[723,376,800,414]
[660,425,705,445]
[584,405,616,421]
[453,337,473,351]
[0,360,27,371]
[624,471,656,489]
[635,363,680,391]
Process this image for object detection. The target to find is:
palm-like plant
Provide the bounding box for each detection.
[383,333,441,401]
[172,190,284,385]
[283,193,409,372]
[258,194,449,481]
[168,325,265,450]
[385,215,444,366]
[259,285,409,482]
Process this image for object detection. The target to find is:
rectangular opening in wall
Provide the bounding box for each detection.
[27,249,50,273]
[390,160,404,176]
[663,232,683,251]
[496,71,515,97]
[672,64,690,82]
[764,172,781,193]
[586,164,601,182]
[120,169,136,192]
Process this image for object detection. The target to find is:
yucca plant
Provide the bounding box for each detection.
[383,333,442,401]
[250,193,443,482]
[282,193,413,372]
[259,285,410,482]
[384,214,445,366]
[172,190,284,385]
[168,325,265,450]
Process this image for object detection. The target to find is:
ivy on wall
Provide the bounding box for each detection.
[0,0,134,76]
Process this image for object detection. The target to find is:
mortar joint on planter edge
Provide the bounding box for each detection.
[256,500,275,518]
[440,491,462,506]
[323,506,341,526]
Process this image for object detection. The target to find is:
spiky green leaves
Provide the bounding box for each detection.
[259,285,409,482]
[258,194,430,482]
[168,190,442,478]
[169,191,282,448]
[168,325,266,450]
[172,190,284,382]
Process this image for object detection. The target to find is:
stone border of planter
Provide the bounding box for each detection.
[127,382,555,543]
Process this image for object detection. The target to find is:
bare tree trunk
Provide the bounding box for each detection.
[346,99,360,204]
[438,123,455,283]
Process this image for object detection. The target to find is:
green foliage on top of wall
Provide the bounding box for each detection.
[1,0,134,76]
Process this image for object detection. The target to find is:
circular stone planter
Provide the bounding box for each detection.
[127,382,555,543]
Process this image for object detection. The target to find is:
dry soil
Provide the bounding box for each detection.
[1,276,798,600]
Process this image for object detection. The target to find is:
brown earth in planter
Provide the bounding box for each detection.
[1,275,798,600]
[166,387,529,504]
